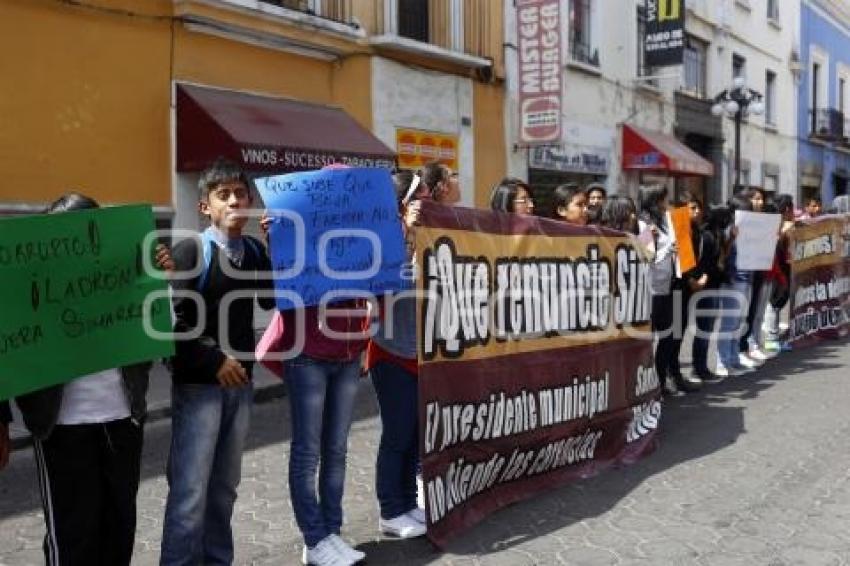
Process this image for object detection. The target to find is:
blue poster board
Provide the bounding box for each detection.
[255,167,406,310]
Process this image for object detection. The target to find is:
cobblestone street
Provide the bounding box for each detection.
[2,337,850,565]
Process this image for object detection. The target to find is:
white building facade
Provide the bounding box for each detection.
[683,0,800,199]
[503,0,801,207]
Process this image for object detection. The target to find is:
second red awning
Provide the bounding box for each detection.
[621,124,714,177]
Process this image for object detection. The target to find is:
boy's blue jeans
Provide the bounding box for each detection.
[370,360,419,520]
[285,355,360,548]
[160,382,253,566]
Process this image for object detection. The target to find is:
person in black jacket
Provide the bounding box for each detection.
[159,158,275,566]
[0,192,172,566]
[679,194,723,383]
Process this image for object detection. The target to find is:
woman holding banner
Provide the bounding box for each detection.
[489,177,535,216]
[637,185,699,396]
[551,184,589,225]
[365,169,429,541]
[715,195,758,378]
[738,188,771,366]
[268,172,372,566]
[598,195,639,234]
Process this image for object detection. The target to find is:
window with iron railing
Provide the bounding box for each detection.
[255,0,354,23]
[261,0,311,10]
[810,108,845,139]
[570,0,598,66]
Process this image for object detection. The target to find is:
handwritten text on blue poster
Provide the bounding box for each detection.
[255,168,406,310]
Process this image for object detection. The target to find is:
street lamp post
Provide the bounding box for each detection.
[711,77,765,194]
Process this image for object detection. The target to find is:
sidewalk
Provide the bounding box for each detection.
[8,362,286,449]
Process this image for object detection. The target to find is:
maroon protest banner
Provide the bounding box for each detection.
[517,0,562,144]
[789,215,850,347]
[414,203,661,547]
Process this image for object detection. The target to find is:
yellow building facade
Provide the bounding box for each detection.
[0,0,506,222]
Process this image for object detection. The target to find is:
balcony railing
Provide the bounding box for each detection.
[258,0,354,25]
[810,108,846,141]
[375,0,501,74]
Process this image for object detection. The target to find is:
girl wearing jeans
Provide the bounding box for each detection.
[281,303,369,566]
[715,195,756,377]
[365,170,430,539]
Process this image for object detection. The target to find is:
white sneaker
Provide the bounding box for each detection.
[738,353,762,368]
[407,507,426,524]
[380,513,427,538]
[303,536,349,566]
[715,363,744,378]
[748,348,769,362]
[328,534,365,563]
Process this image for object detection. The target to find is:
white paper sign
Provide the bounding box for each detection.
[734,211,782,271]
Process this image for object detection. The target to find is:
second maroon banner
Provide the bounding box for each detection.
[414,203,661,547]
[789,215,850,347]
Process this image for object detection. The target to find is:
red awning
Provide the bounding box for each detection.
[176,84,396,173]
[621,124,714,177]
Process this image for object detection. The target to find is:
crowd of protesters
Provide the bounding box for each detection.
[0,156,847,566]
[487,178,846,396]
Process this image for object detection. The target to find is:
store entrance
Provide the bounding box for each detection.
[528,169,605,218]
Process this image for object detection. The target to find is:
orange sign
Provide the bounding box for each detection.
[667,206,696,276]
[396,128,458,170]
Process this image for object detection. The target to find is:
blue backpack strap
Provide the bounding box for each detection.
[196,231,264,291]
[197,228,217,292]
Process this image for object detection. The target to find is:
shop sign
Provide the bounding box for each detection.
[517,0,563,144]
[645,0,686,67]
[530,144,610,175]
[396,129,458,170]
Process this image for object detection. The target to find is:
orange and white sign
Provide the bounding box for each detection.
[396,128,458,171]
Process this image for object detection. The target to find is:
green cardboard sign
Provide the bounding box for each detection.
[0,205,174,400]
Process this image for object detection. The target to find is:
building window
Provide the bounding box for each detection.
[812,61,821,135]
[398,0,429,42]
[764,173,779,193]
[767,0,779,21]
[765,70,776,126]
[732,54,746,82]
[682,36,707,97]
[636,6,657,85]
[570,0,598,66]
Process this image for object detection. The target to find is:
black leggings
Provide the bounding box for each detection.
[652,293,678,379]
